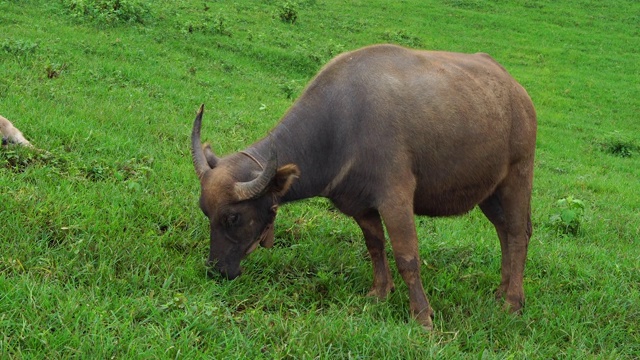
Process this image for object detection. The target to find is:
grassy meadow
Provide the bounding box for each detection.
[1,0,638,358]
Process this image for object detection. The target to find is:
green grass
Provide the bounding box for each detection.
[1,0,639,358]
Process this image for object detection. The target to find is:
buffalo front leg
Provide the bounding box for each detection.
[379,203,433,330]
[354,210,395,299]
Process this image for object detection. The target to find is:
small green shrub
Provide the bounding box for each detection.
[60,0,151,25]
[1,38,38,56]
[443,0,491,11]
[280,80,300,99]
[382,30,423,47]
[160,293,188,311]
[0,147,152,187]
[1,147,70,173]
[597,131,638,158]
[278,1,299,24]
[82,156,154,183]
[211,14,231,36]
[549,196,586,236]
[179,13,231,36]
[45,62,69,79]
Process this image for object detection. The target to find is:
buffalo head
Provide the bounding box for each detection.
[190,105,299,279]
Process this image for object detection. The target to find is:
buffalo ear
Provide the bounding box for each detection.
[202,143,219,168]
[270,164,300,196]
[259,223,275,248]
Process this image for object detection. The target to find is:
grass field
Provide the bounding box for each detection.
[1,0,639,358]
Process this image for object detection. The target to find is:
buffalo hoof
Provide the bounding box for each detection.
[366,283,395,299]
[415,309,434,331]
[497,287,524,314]
[503,296,525,314]
[495,286,525,314]
[495,287,506,301]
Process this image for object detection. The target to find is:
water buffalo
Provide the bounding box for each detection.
[0,115,33,148]
[190,44,536,329]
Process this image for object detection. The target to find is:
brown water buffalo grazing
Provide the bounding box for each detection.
[190,44,537,329]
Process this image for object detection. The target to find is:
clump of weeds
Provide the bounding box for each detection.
[278,1,299,24]
[549,196,586,236]
[596,131,638,158]
[60,0,152,25]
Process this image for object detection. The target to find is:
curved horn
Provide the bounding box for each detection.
[191,104,211,179]
[234,144,277,201]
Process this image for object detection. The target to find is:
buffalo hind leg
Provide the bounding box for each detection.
[379,201,433,329]
[479,194,511,302]
[354,210,395,299]
[480,171,533,313]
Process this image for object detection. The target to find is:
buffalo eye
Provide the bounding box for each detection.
[222,213,241,229]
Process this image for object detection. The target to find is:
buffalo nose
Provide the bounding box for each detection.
[206,264,242,280]
[223,270,241,280]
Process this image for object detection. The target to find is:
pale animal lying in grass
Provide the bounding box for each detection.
[1,115,33,148]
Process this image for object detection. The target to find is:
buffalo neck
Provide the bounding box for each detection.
[246,99,337,203]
